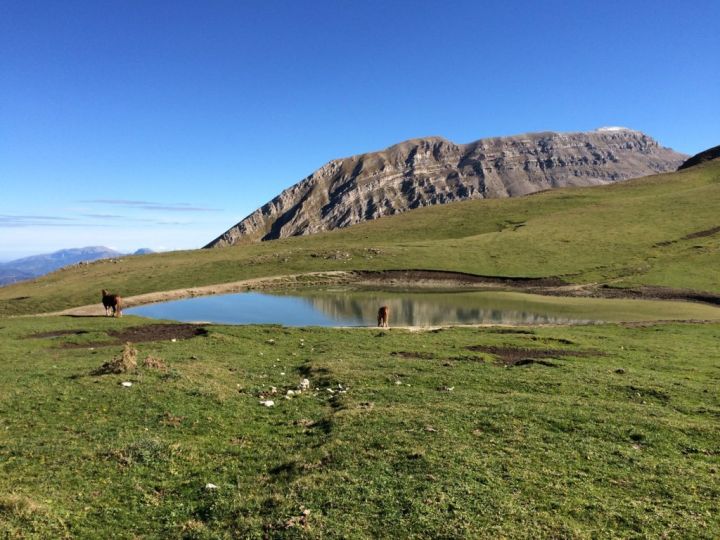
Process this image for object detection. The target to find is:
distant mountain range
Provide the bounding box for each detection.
[206,127,686,247]
[0,247,155,286]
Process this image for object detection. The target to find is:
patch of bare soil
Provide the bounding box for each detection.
[29,329,89,339]
[591,285,720,306]
[390,351,438,360]
[466,344,600,367]
[108,324,208,343]
[655,226,720,247]
[354,269,566,288]
[683,226,720,240]
[54,323,208,349]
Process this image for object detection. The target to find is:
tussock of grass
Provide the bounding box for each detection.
[142,354,167,371]
[90,342,137,375]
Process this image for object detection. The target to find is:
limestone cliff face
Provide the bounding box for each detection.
[206,128,686,247]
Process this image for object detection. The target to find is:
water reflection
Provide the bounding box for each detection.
[125,290,597,326]
[298,292,594,326]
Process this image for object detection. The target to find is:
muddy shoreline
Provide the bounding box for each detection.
[353,270,720,306]
[43,269,720,318]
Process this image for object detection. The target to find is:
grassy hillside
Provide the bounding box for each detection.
[1,316,718,538]
[1,160,718,316]
[1,162,718,538]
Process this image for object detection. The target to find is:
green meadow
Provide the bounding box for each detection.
[0,161,719,538]
[0,317,718,538]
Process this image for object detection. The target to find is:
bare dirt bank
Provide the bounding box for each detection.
[42,269,720,318]
[354,270,720,306]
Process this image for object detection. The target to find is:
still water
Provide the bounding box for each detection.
[124,289,720,327]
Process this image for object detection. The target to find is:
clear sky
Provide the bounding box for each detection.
[1,0,718,260]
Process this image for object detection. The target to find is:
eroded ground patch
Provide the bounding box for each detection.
[466,344,600,366]
[28,323,208,348]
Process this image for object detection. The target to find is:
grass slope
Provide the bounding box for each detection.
[1,162,719,538]
[1,161,719,316]
[0,317,720,538]
[1,316,718,538]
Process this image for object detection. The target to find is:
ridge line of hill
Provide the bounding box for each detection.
[207,128,686,247]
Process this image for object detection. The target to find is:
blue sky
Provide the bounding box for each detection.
[1,0,718,260]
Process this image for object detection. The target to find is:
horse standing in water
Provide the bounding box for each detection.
[101,289,123,317]
[377,306,390,328]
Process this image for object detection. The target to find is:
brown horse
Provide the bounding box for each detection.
[101,289,122,317]
[377,306,389,328]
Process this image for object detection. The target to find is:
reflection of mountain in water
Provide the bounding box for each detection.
[300,293,592,326]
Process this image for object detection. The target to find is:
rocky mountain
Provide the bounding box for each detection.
[678,144,720,170]
[206,128,686,247]
[0,246,123,286]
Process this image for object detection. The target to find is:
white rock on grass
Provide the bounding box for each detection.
[205,483,218,490]
[121,381,133,387]
[299,379,310,390]
[259,400,275,407]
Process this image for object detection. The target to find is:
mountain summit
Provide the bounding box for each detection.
[206,129,686,247]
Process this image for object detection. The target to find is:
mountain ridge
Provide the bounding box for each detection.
[0,246,155,286]
[206,128,686,247]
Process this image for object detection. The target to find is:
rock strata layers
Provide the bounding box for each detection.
[206,128,686,247]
